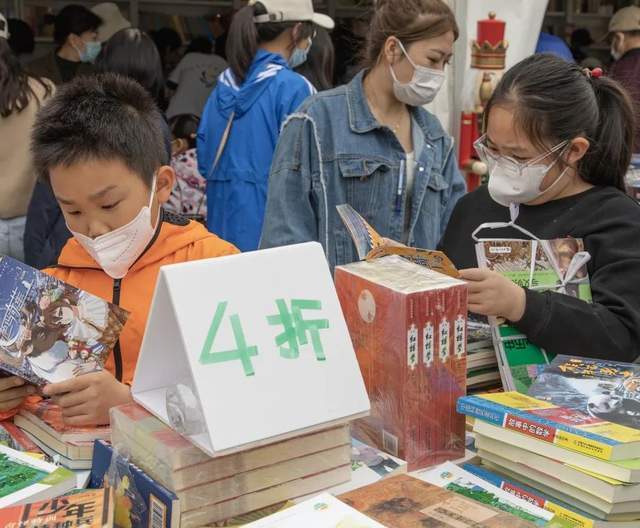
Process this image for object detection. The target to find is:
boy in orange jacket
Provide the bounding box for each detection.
[0,74,238,425]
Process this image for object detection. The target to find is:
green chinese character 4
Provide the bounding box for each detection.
[200,302,258,376]
[267,299,329,361]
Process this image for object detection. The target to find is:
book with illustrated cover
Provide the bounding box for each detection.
[463,462,635,528]
[0,443,75,508]
[244,492,386,527]
[415,461,554,526]
[458,392,640,461]
[338,474,571,528]
[530,356,640,430]
[336,204,459,277]
[335,256,467,470]
[0,421,42,455]
[0,487,113,528]
[475,238,592,392]
[18,399,110,444]
[0,256,129,385]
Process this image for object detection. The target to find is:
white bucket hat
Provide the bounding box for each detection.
[92,2,132,42]
[251,0,334,30]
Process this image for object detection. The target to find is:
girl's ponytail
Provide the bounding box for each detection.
[582,76,635,191]
[226,6,259,84]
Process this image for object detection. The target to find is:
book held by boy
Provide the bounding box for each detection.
[0,256,129,385]
[335,255,468,470]
[132,242,369,458]
[0,487,113,528]
[475,238,592,392]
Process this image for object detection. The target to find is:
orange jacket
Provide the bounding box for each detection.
[44,212,239,385]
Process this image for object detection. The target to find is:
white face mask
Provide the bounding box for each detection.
[389,40,445,107]
[474,135,569,207]
[68,178,159,279]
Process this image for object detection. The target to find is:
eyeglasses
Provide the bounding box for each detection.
[474,134,569,174]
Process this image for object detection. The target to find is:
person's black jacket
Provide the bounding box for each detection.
[24,181,71,269]
[439,185,640,364]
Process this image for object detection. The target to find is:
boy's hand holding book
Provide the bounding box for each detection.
[459,268,526,323]
[43,370,133,426]
[0,376,36,412]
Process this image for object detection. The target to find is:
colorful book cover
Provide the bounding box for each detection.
[335,256,467,470]
[530,355,640,430]
[338,474,570,528]
[458,392,640,461]
[0,443,75,508]
[0,421,42,455]
[475,239,592,393]
[244,493,386,527]
[0,256,129,385]
[20,399,110,443]
[463,463,602,528]
[89,440,179,528]
[336,204,459,277]
[0,487,113,528]
[415,461,554,526]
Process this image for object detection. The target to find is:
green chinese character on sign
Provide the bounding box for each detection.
[199,301,258,376]
[267,299,329,361]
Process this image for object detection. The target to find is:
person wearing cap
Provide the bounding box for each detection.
[260,0,466,269]
[26,4,101,85]
[197,0,334,252]
[608,5,640,152]
[0,13,54,264]
[91,2,131,43]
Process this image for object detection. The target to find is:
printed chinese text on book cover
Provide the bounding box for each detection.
[530,355,640,430]
[0,256,129,385]
[335,256,467,471]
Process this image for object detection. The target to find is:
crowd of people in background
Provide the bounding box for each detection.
[1,0,640,420]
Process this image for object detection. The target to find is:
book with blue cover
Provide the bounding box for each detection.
[90,440,179,528]
[0,256,128,385]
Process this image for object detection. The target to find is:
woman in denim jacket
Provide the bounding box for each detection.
[260,0,466,269]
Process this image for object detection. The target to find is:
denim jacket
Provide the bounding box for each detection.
[260,70,466,269]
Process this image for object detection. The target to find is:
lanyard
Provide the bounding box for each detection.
[472,204,541,242]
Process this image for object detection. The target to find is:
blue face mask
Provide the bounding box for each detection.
[288,38,312,69]
[77,40,102,63]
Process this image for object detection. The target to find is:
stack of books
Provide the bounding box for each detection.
[14,399,109,470]
[335,255,468,470]
[466,319,501,392]
[458,389,640,526]
[110,402,354,527]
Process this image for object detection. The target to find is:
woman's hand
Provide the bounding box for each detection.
[459,268,527,322]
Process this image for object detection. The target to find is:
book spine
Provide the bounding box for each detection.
[457,396,617,460]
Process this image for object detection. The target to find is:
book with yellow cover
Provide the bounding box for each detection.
[457,392,640,461]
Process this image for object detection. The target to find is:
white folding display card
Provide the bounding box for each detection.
[132,242,370,457]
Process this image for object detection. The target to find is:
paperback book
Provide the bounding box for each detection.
[0,443,75,508]
[0,256,129,385]
[0,421,42,455]
[458,392,640,461]
[0,487,113,528]
[336,203,459,277]
[475,238,591,392]
[530,356,640,429]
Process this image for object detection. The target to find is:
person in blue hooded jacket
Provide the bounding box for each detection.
[197,0,334,252]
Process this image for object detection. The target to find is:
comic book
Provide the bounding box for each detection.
[0,256,129,385]
[336,204,459,277]
[529,356,640,430]
[475,239,592,392]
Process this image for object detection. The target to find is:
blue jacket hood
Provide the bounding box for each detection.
[215,49,290,118]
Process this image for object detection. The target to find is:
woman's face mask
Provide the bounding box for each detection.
[475,134,570,207]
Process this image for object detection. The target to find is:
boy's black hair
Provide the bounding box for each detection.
[32,73,169,187]
[54,5,102,46]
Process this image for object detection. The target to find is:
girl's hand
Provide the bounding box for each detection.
[0,376,36,411]
[459,268,527,322]
[43,371,133,426]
